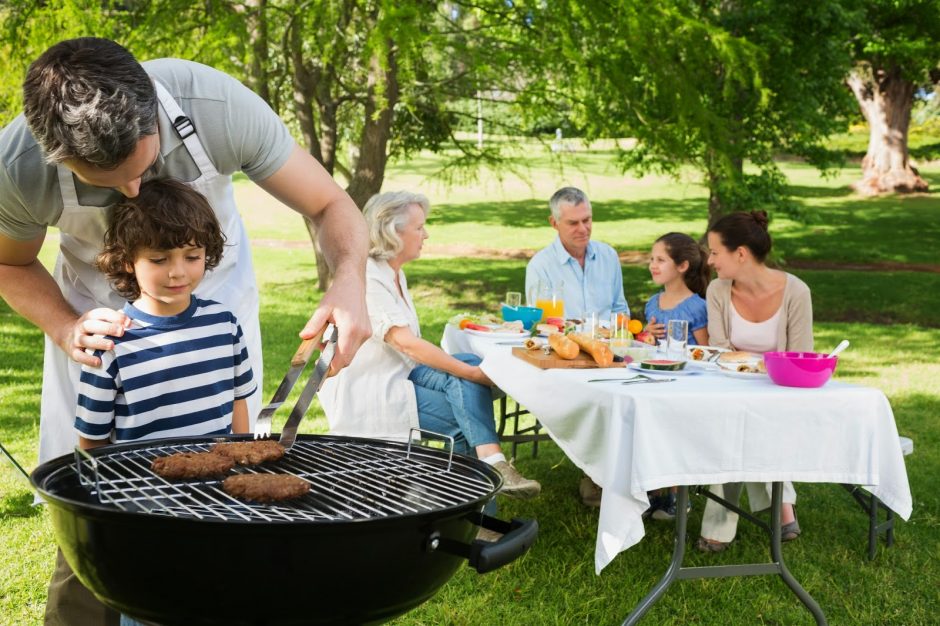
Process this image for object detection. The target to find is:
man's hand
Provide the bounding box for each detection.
[62,308,131,367]
[301,274,371,373]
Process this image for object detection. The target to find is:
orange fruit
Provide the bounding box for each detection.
[627,319,643,335]
[458,318,472,330]
[616,312,629,327]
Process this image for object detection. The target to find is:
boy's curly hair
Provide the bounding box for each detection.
[96,179,225,300]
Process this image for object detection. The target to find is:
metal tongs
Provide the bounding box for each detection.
[278,325,338,450]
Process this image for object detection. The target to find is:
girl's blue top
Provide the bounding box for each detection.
[644,292,708,346]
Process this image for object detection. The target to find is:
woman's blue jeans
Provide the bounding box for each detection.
[408,353,499,456]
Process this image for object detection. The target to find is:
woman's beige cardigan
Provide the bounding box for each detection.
[706,273,814,352]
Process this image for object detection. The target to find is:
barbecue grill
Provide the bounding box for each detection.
[31,433,538,625]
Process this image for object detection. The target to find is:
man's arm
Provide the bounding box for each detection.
[0,230,128,366]
[256,145,371,372]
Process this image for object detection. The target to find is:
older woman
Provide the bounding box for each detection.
[697,210,813,552]
[319,191,540,498]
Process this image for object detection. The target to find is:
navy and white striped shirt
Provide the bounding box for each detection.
[75,297,256,443]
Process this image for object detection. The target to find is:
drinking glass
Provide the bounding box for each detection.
[535,281,565,321]
[666,319,689,360]
[582,312,600,338]
[609,313,631,359]
[505,291,522,308]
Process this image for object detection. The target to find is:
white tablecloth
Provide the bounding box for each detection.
[442,325,914,574]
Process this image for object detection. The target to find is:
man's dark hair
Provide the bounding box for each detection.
[22,37,158,169]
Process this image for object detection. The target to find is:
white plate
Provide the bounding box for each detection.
[718,368,768,380]
[628,362,700,376]
[464,327,528,339]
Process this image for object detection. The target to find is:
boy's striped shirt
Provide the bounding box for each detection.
[75,297,256,443]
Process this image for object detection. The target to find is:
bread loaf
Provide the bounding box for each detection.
[568,333,614,367]
[548,333,579,359]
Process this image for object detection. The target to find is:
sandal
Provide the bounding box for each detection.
[781,518,801,542]
[696,537,731,553]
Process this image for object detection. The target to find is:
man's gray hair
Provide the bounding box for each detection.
[363,191,431,261]
[22,38,158,169]
[549,186,590,220]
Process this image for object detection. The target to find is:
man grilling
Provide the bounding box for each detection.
[0,37,371,625]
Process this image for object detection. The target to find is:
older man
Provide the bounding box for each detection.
[525,186,629,322]
[525,187,629,507]
[0,37,371,625]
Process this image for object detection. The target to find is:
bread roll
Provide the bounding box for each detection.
[568,333,614,367]
[548,333,580,359]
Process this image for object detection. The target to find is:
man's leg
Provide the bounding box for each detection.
[45,548,119,626]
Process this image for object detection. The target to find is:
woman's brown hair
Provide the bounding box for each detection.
[96,179,225,300]
[708,210,772,263]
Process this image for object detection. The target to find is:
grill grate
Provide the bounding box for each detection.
[72,439,495,523]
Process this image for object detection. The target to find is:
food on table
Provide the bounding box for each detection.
[524,337,543,351]
[568,332,614,367]
[222,473,310,503]
[717,350,765,373]
[536,323,560,335]
[211,440,286,466]
[639,359,687,372]
[634,330,657,345]
[548,333,580,359]
[544,317,566,331]
[151,452,235,480]
[463,322,492,331]
[627,319,644,335]
[690,347,706,361]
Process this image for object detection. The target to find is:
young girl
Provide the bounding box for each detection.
[644,232,710,346]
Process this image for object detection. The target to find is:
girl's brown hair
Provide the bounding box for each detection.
[96,179,225,300]
[655,232,710,298]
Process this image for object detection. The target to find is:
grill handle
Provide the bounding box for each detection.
[432,514,539,574]
[73,446,102,495]
[407,428,455,471]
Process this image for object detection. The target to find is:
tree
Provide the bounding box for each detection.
[526,0,859,224]
[846,0,940,195]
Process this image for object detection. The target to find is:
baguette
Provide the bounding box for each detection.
[568,332,614,367]
[548,333,580,359]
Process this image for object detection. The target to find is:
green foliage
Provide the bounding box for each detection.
[853,0,940,85]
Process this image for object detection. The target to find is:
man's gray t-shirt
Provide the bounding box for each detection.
[0,58,295,241]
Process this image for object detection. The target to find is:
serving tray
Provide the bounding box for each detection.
[512,347,626,369]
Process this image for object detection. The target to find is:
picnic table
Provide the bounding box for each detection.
[442,324,913,625]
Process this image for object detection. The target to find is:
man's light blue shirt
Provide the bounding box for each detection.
[525,237,629,319]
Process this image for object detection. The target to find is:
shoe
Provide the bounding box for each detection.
[642,493,663,519]
[781,518,801,542]
[476,527,503,542]
[579,475,602,508]
[651,492,692,521]
[696,537,731,553]
[493,461,541,499]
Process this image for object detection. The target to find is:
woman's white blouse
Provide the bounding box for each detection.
[319,258,421,441]
[729,301,781,354]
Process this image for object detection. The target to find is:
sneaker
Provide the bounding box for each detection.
[643,493,664,519]
[579,475,602,508]
[651,493,692,521]
[493,460,541,499]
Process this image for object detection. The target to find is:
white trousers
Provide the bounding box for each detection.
[700,481,797,543]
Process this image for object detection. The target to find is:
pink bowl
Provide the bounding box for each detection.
[764,351,838,388]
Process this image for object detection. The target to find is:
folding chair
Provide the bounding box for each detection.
[841,435,914,560]
[491,387,551,459]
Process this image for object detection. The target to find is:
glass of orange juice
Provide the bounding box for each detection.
[535,282,564,321]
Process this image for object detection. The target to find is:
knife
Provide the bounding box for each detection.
[253,336,319,439]
[279,324,338,450]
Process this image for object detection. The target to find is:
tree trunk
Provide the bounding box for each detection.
[345,43,399,209]
[847,64,928,195]
[242,0,271,107]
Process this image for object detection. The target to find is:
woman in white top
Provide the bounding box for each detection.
[698,210,813,552]
[319,191,540,499]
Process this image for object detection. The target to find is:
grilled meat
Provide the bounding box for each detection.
[222,473,310,503]
[210,440,285,466]
[151,452,235,480]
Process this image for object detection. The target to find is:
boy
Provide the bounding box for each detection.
[75,179,256,449]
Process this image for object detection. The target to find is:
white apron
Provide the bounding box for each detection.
[38,81,264,465]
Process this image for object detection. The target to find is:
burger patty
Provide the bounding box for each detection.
[222,473,310,503]
[210,440,286,466]
[151,452,235,480]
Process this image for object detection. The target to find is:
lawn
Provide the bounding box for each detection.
[1,150,938,625]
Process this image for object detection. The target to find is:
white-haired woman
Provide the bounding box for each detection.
[319,191,540,498]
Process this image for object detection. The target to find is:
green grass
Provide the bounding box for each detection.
[2,152,939,625]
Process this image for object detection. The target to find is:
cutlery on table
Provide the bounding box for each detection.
[588,374,653,383]
[828,340,850,358]
[621,377,675,385]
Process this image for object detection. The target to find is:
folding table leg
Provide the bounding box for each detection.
[623,483,828,625]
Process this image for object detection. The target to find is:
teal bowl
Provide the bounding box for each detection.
[501,305,543,330]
